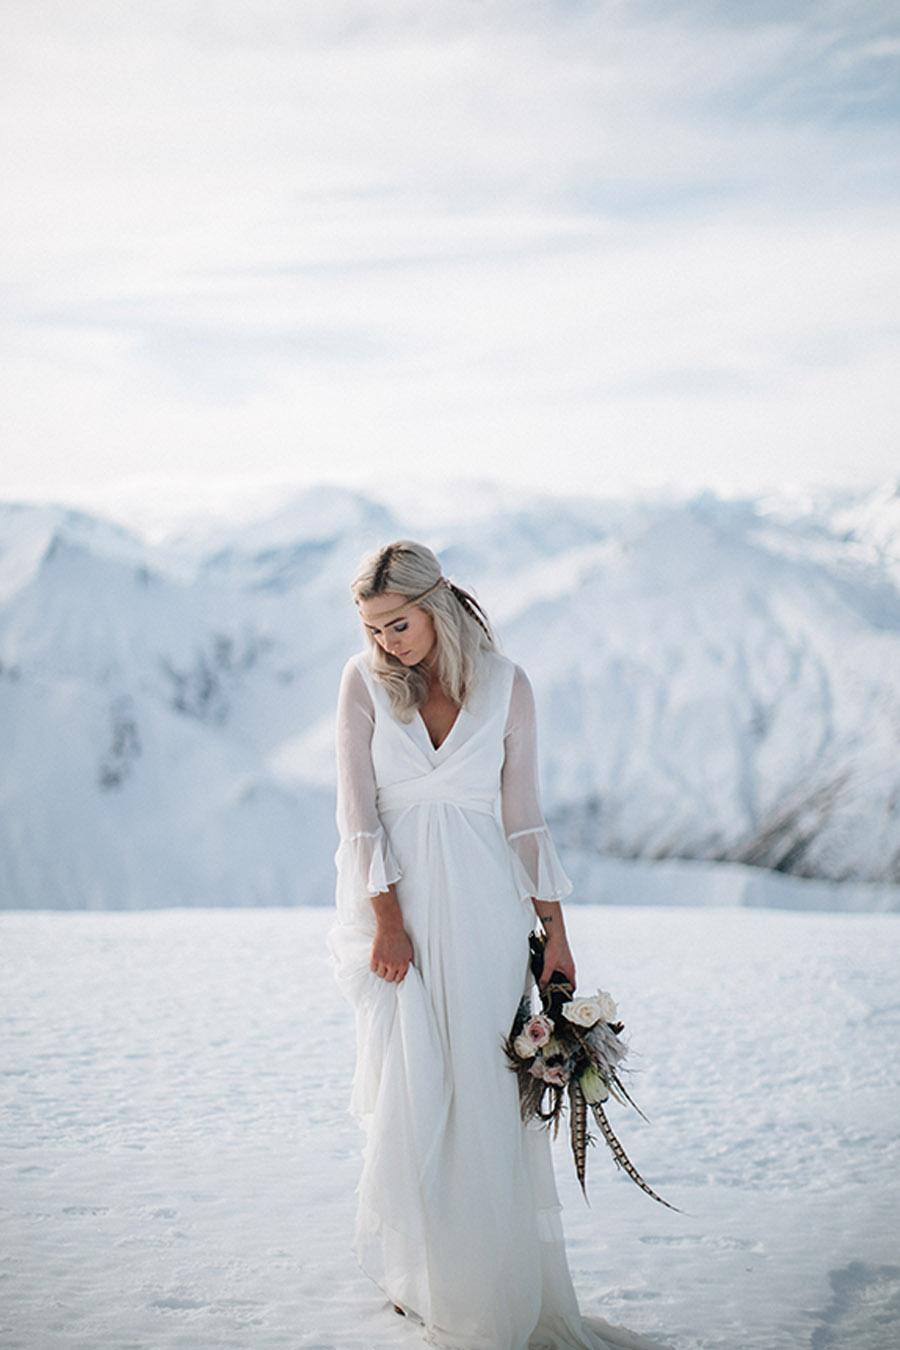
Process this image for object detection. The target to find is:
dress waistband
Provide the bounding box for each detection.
[377,780,497,817]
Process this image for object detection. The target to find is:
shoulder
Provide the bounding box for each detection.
[495,653,532,691]
[481,652,535,732]
[338,649,375,699]
[341,648,368,676]
[505,660,537,728]
[474,647,520,698]
[481,649,531,688]
[479,647,517,680]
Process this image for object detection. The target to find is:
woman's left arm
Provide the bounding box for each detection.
[500,664,577,991]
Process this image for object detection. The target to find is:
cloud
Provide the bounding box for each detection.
[1,0,898,499]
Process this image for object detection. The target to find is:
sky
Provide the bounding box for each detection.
[2,0,899,511]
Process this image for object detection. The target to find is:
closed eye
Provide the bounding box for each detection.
[365,620,408,635]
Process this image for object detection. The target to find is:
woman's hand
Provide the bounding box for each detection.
[370,920,414,983]
[539,930,576,992]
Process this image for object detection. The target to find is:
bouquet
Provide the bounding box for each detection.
[503,929,679,1212]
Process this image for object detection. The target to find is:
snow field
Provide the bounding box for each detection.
[1,905,898,1349]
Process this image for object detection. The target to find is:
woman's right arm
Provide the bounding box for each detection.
[334,658,413,981]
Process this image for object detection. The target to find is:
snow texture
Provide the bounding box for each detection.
[2,905,898,1349]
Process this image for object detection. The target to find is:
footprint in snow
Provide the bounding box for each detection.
[811,1260,900,1349]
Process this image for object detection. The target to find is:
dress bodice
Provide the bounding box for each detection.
[362,646,513,816]
[332,645,573,929]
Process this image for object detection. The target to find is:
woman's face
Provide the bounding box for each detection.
[357,591,437,667]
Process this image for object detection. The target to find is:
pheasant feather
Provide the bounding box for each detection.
[568,1080,591,1202]
[589,1102,682,1213]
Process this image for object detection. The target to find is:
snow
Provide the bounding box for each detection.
[3,905,899,1349]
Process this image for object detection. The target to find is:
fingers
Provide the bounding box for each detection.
[371,962,410,982]
[539,966,577,992]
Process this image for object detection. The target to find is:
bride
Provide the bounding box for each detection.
[327,540,675,1350]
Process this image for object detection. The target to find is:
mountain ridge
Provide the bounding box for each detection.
[1,478,898,909]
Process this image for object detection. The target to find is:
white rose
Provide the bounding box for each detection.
[513,1032,538,1059]
[561,996,604,1028]
[592,990,618,1022]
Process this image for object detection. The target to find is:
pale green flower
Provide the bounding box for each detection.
[579,1063,610,1104]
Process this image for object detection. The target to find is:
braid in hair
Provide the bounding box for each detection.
[448,581,493,640]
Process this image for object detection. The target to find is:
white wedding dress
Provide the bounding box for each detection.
[326,645,674,1350]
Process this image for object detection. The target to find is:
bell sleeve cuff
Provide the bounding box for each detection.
[334,825,403,906]
[505,825,574,905]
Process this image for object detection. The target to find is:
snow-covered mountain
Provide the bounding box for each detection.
[1,478,899,910]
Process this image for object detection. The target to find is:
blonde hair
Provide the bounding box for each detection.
[350,540,498,721]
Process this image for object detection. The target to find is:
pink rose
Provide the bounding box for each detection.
[541,1064,568,1086]
[522,1014,553,1048]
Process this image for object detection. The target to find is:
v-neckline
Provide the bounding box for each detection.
[415,704,463,754]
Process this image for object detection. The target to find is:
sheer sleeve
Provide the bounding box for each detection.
[500,663,574,906]
[328,656,406,1097]
[333,655,402,915]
